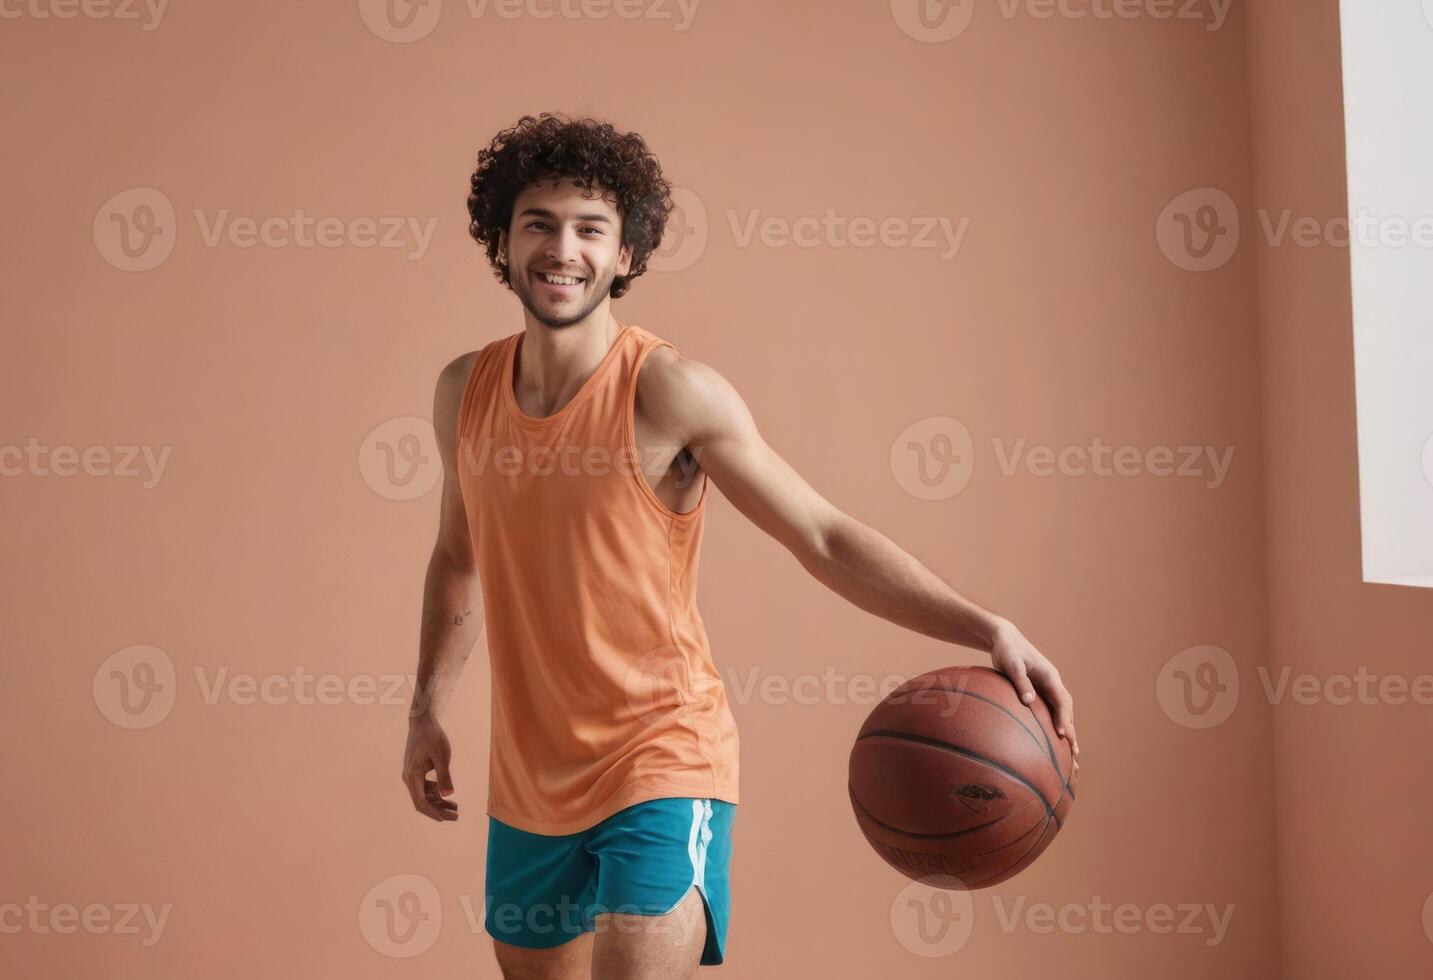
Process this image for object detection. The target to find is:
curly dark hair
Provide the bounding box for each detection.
[467,113,673,300]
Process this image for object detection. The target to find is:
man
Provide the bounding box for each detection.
[403,113,1079,979]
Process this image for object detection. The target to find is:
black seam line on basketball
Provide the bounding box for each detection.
[967,666,1077,803]
[865,804,1048,881]
[899,664,1071,802]
[965,665,1075,797]
[957,813,1047,886]
[963,813,1053,889]
[848,790,1043,865]
[857,729,1062,827]
[845,783,1011,840]
[887,684,1076,804]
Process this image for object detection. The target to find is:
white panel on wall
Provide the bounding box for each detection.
[1340,0,1433,587]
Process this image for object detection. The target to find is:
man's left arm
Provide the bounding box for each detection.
[650,350,1079,764]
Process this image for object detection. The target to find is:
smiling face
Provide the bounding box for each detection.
[501,176,633,329]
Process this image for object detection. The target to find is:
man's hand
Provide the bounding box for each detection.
[402,714,459,822]
[988,621,1080,770]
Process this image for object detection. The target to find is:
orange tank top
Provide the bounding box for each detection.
[455,322,740,835]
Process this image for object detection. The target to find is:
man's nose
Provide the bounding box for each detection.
[545,227,584,265]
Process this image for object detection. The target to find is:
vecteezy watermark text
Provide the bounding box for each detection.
[993,438,1235,489]
[0,0,168,30]
[0,897,172,947]
[94,188,438,271]
[725,210,970,260]
[891,0,1231,44]
[0,439,171,488]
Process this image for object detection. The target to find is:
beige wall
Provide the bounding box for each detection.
[3,0,1389,976]
[1247,1,1433,977]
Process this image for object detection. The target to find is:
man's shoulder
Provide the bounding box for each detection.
[432,342,499,443]
[438,334,509,391]
[437,349,482,398]
[637,340,715,403]
[635,339,744,440]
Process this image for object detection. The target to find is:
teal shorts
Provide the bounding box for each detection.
[484,797,736,966]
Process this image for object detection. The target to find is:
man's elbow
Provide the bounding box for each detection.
[433,536,479,580]
[794,505,843,571]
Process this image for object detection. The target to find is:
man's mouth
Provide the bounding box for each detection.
[535,270,586,291]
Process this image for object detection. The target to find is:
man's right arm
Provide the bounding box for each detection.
[402,351,483,822]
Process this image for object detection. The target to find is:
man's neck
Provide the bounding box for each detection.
[514,313,624,413]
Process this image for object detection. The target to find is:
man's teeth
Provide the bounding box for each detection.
[540,272,584,285]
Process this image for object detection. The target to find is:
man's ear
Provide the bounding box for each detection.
[619,242,633,276]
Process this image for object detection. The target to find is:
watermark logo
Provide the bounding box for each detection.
[622,646,692,727]
[94,188,437,269]
[360,416,442,501]
[889,878,1235,956]
[1423,890,1433,945]
[990,894,1233,946]
[359,0,443,42]
[1423,0,1433,32]
[93,188,176,272]
[726,209,969,259]
[0,439,172,488]
[892,422,1235,499]
[1156,644,1239,729]
[891,0,1229,42]
[1258,666,1433,707]
[1157,187,1239,272]
[0,0,169,30]
[891,416,974,500]
[890,874,976,956]
[95,658,441,725]
[469,891,706,943]
[993,438,1234,489]
[0,897,173,946]
[359,0,700,40]
[649,186,708,273]
[890,0,975,42]
[723,665,918,710]
[648,187,968,265]
[457,434,696,483]
[1258,208,1433,249]
[191,666,423,709]
[93,645,177,730]
[359,873,442,957]
[465,0,701,29]
[192,209,436,258]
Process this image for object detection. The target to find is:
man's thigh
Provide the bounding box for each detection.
[590,885,706,980]
[492,933,594,980]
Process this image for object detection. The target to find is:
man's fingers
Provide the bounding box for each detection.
[1007,663,1037,706]
[1022,664,1079,767]
[405,767,440,820]
[435,759,455,797]
[404,764,456,821]
[422,778,460,819]
[1060,714,1081,772]
[1031,669,1080,771]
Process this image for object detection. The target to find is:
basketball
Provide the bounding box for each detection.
[848,665,1077,888]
